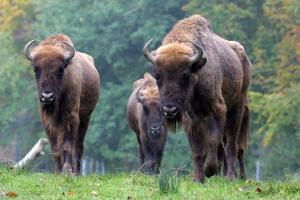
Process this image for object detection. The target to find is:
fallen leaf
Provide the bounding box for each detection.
[91,191,99,195]
[256,187,262,193]
[6,191,17,198]
[67,191,74,196]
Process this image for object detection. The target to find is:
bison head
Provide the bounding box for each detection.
[24,40,75,111]
[137,73,166,141]
[143,39,207,123]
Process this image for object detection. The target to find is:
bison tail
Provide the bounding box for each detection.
[238,104,250,150]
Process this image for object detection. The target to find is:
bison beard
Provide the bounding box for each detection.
[24,33,100,175]
[143,15,251,182]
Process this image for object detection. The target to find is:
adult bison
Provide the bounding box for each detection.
[24,34,100,174]
[127,73,167,173]
[143,15,251,182]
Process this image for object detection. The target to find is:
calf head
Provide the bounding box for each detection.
[143,39,207,126]
[24,40,75,111]
[137,73,166,141]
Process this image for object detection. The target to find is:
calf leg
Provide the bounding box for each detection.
[140,135,157,174]
[222,138,228,176]
[216,144,225,175]
[225,102,244,180]
[222,147,228,176]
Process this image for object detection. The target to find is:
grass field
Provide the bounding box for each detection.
[0,167,299,199]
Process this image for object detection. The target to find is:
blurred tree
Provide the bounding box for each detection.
[251,0,300,178]
[0,0,44,162]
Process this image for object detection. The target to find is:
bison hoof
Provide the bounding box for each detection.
[62,164,74,175]
[240,175,247,180]
[226,173,236,181]
[204,163,219,178]
[192,176,205,184]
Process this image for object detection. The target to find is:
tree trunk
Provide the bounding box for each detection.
[13,138,48,169]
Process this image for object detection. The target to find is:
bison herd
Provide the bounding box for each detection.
[24,15,251,183]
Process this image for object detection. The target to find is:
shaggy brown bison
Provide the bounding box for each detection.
[127,73,167,173]
[24,34,100,174]
[143,15,251,182]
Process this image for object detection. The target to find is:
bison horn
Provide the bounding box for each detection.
[24,40,39,61]
[136,87,144,102]
[143,38,156,64]
[61,41,75,63]
[188,41,203,64]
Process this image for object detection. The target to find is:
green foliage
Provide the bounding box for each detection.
[158,168,180,194]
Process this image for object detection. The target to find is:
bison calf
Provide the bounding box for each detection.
[127,73,167,173]
[24,34,100,174]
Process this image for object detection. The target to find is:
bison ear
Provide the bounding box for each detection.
[144,72,155,82]
[191,57,207,74]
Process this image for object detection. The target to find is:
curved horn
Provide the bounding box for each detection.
[24,40,39,61]
[136,87,144,102]
[143,38,156,64]
[61,41,75,63]
[187,41,203,64]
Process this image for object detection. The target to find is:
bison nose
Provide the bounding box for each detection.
[162,105,179,117]
[40,91,55,103]
[150,126,160,136]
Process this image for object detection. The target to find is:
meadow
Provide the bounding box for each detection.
[0,167,299,199]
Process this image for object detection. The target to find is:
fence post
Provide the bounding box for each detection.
[256,160,260,181]
[82,158,87,176]
[101,159,105,175]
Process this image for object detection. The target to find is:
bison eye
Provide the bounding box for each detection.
[181,73,190,87]
[143,106,149,116]
[57,67,64,78]
[154,71,161,86]
[34,68,40,79]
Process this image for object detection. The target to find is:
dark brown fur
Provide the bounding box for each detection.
[144,15,251,182]
[127,73,167,173]
[25,34,100,174]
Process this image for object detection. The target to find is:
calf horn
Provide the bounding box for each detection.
[24,40,39,61]
[143,38,156,64]
[61,41,75,63]
[187,41,204,64]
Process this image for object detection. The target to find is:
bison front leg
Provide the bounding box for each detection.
[204,116,225,177]
[186,124,206,183]
[49,135,62,173]
[140,134,157,174]
[62,112,80,175]
[204,99,226,177]
[225,102,244,180]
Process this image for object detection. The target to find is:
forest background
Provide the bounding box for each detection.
[0,0,299,179]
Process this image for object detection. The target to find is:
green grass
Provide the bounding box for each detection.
[0,167,299,199]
